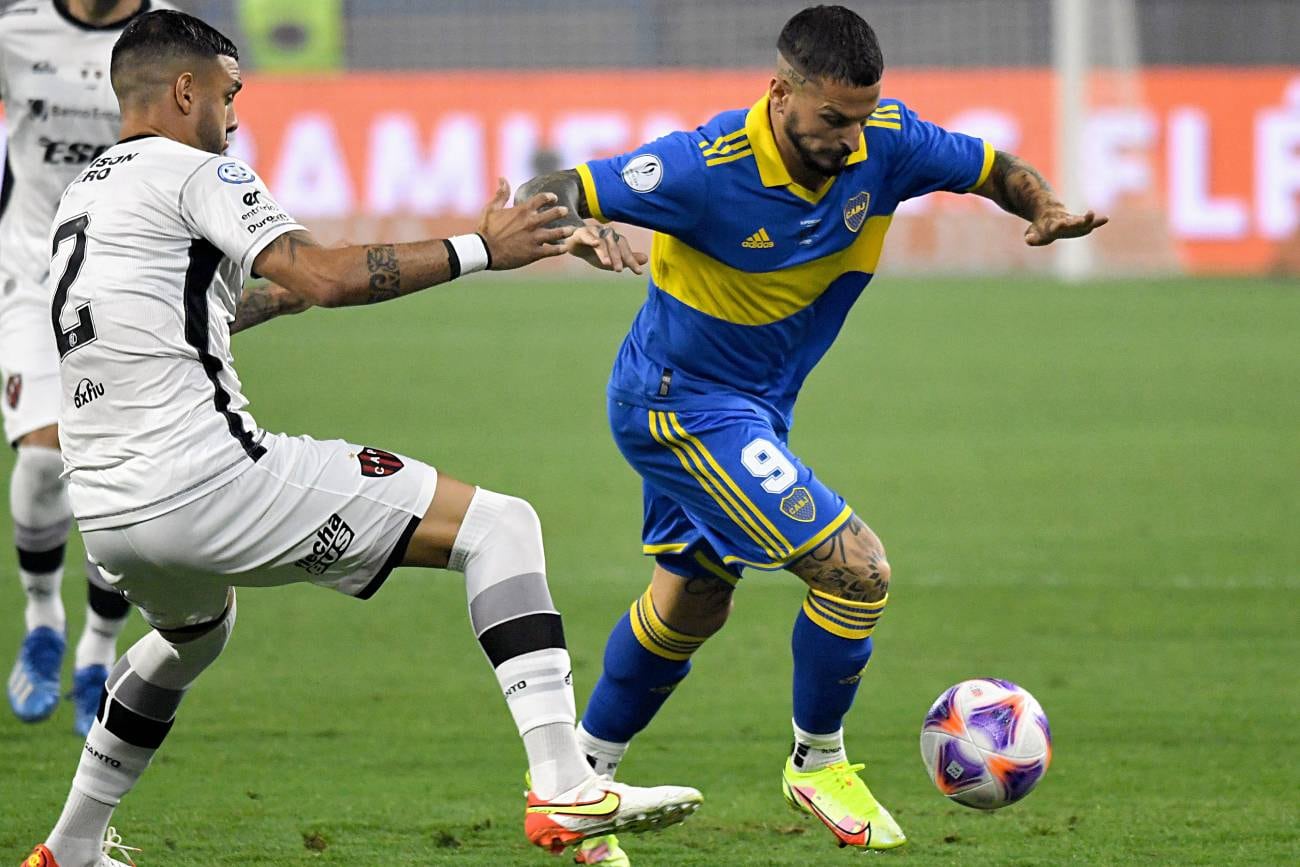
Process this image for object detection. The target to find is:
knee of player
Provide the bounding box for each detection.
[692,594,733,637]
[449,489,545,574]
[495,493,542,539]
[869,557,892,600]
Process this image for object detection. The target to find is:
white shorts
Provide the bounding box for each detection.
[0,290,61,445]
[81,431,438,629]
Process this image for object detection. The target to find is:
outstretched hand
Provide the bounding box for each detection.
[477,177,576,270]
[1024,209,1109,246]
[566,220,648,274]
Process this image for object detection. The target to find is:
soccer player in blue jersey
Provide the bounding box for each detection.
[523,5,1107,859]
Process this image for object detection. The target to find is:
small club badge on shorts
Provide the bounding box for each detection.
[5,374,20,409]
[357,446,403,477]
[780,486,817,523]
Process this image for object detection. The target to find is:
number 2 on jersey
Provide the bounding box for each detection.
[741,438,798,494]
[51,213,97,359]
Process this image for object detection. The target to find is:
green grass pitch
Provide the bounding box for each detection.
[2,274,1297,865]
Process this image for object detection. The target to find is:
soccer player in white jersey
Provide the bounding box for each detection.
[0,0,172,737]
[22,11,700,867]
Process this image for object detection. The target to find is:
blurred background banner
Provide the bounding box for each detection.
[236,0,344,73]
[221,67,1300,275]
[6,0,1295,275]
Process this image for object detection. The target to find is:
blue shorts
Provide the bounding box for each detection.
[609,398,852,581]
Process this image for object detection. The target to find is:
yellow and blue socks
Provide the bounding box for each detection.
[580,589,706,763]
[791,590,887,768]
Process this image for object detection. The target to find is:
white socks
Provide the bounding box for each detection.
[791,721,847,772]
[523,721,592,799]
[446,488,591,799]
[45,789,115,867]
[74,607,125,670]
[21,566,65,633]
[576,723,629,778]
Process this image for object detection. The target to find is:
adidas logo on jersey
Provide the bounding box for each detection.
[742,228,775,249]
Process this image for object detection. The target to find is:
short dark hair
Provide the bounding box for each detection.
[777,5,883,87]
[111,10,239,96]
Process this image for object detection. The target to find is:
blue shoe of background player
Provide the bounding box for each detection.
[7,626,65,723]
[70,663,110,737]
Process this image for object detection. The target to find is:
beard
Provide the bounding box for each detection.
[783,113,853,178]
[196,112,227,155]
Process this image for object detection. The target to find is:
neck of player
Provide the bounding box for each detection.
[64,0,143,27]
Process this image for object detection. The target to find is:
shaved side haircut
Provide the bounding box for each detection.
[109,10,239,104]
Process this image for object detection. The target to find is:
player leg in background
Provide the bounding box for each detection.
[7,424,131,731]
[71,562,133,737]
[780,513,905,849]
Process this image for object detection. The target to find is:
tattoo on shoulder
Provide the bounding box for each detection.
[365,244,400,303]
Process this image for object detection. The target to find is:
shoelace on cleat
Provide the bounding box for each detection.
[817,763,874,802]
[102,827,141,866]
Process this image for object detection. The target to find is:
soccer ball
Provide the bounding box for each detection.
[919,678,1052,810]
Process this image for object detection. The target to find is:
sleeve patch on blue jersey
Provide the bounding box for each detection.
[621,154,663,193]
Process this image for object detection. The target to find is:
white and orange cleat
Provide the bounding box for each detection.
[20,828,140,866]
[525,775,701,855]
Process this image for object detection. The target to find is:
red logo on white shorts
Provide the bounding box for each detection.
[5,374,20,409]
[358,446,403,477]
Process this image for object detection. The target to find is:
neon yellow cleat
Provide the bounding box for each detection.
[781,759,907,850]
[572,834,630,865]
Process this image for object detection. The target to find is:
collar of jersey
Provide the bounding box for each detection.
[744,94,867,205]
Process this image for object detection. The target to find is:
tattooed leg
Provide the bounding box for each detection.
[789,515,891,603]
[786,514,890,745]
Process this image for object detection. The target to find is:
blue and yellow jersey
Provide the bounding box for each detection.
[579,94,993,429]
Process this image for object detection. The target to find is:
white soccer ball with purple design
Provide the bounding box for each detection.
[919,678,1052,810]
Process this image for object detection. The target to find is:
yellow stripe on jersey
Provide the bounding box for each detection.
[692,550,740,586]
[642,542,689,555]
[870,106,901,117]
[720,504,854,569]
[865,119,902,130]
[699,127,748,154]
[652,411,789,559]
[629,588,706,660]
[648,411,784,560]
[650,215,892,325]
[966,140,997,191]
[664,412,793,556]
[705,148,754,167]
[575,162,608,223]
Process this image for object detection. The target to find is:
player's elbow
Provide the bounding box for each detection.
[281,253,350,309]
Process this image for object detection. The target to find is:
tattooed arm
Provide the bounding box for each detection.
[229,280,308,334]
[248,179,573,309]
[971,151,1109,246]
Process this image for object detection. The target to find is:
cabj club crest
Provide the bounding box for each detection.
[843,191,870,232]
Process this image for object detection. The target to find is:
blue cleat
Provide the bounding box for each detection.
[70,663,110,737]
[8,626,65,723]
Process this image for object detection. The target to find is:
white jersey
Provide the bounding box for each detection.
[0,0,164,297]
[52,135,304,529]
